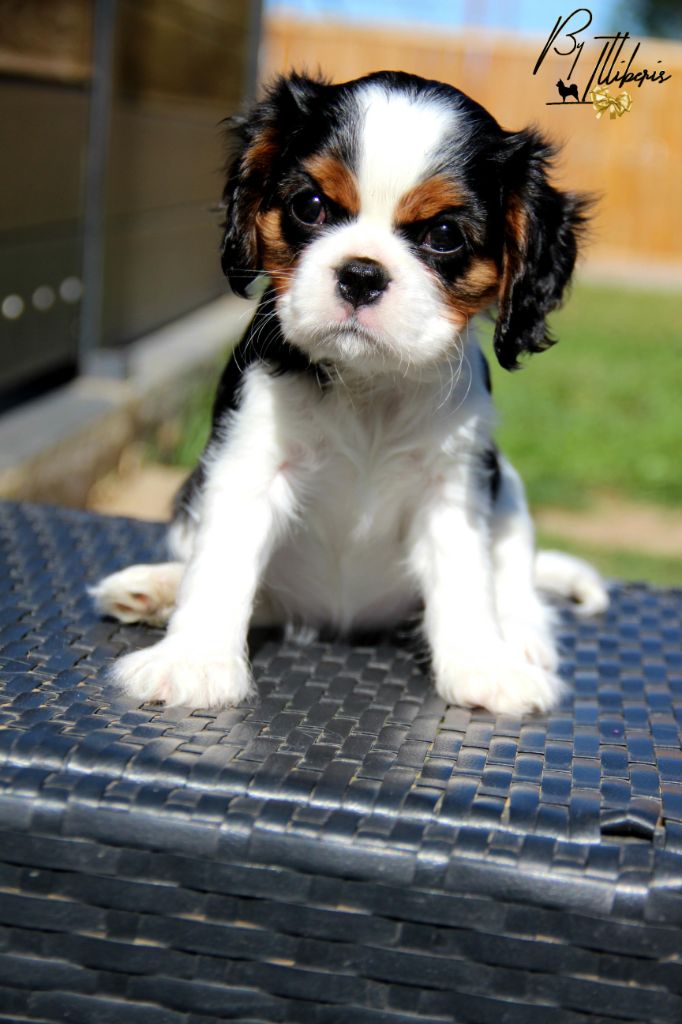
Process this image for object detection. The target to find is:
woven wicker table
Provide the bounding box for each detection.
[0,502,681,1023]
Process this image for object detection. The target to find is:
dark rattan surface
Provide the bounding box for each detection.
[0,501,681,1023]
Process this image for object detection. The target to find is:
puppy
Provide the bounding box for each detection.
[92,71,608,714]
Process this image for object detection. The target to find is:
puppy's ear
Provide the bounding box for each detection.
[220,73,327,296]
[493,129,590,370]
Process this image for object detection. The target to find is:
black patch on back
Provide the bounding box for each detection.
[480,350,493,394]
[482,445,501,503]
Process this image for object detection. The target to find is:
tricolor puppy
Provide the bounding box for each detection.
[93,71,608,714]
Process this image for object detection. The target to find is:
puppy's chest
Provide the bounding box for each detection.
[300,394,437,543]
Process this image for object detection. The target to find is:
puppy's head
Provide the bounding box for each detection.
[222,71,587,373]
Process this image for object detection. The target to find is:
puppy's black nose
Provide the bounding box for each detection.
[336,258,390,309]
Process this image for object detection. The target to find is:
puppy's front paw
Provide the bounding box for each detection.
[499,615,559,672]
[111,634,253,709]
[434,645,564,715]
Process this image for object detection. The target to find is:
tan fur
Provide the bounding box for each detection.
[242,129,279,177]
[441,257,500,325]
[499,194,528,305]
[303,154,360,215]
[395,177,463,225]
[256,208,296,294]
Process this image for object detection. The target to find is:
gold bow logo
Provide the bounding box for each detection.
[588,86,633,120]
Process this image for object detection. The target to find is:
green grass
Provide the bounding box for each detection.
[484,282,682,509]
[168,379,218,469]
[151,358,229,470]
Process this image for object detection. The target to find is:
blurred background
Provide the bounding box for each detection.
[0,0,680,583]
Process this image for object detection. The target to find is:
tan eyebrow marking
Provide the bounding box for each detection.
[395,176,464,225]
[303,154,360,215]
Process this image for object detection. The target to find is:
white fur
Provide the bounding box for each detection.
[535,549,609,616]
[94,85,608,713]
[89,563,183,627]
[277,220,458,372]
[355,85,455,223]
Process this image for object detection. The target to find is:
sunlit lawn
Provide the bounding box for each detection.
[485,282,682,509]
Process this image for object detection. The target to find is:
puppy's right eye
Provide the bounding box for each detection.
[290,191,327,226]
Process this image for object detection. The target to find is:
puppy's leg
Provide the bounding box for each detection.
[111,372,301,709]
[491,457,560,673]
[492,458,608,620]
[408,459,561,715]
[90,563,184,627]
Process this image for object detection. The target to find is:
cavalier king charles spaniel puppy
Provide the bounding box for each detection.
[92,71,608,714]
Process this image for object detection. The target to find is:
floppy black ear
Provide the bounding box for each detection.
[493,129,590,370]
[220,73,328,296]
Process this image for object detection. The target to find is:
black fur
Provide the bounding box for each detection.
[221,71,496,298]
[481,446,502,503]
[480,350,493,394]
[213,287,329,421]
[173,460,205,525]
[493,131,589,370]
[221,73,348,297]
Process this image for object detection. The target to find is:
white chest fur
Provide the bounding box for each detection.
[261,357,492,630]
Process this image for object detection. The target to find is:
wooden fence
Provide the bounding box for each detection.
[262,15,682,277]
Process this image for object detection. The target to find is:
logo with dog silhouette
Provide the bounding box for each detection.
[535,7,672,119]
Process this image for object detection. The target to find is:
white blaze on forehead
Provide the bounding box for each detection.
[356,85,454,223]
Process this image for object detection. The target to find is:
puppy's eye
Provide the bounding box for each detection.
[422,220,464,255]
[290,190,327,226]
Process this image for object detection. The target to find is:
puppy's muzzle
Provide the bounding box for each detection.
[336,258,391,309]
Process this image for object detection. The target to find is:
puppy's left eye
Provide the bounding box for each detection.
[422,219,464,255]
[290,190,327,226]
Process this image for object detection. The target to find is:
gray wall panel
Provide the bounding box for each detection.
[0,83,87,390]
[0,0,258,398]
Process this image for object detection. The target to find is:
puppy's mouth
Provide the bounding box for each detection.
[329,316,378,340]
[303,316,393,365]
[314,316,386,350]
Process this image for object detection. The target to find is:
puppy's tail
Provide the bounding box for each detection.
[535,549,609,616]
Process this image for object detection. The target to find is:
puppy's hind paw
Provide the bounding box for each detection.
[90,562,184,627]
[535,550,609,617]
